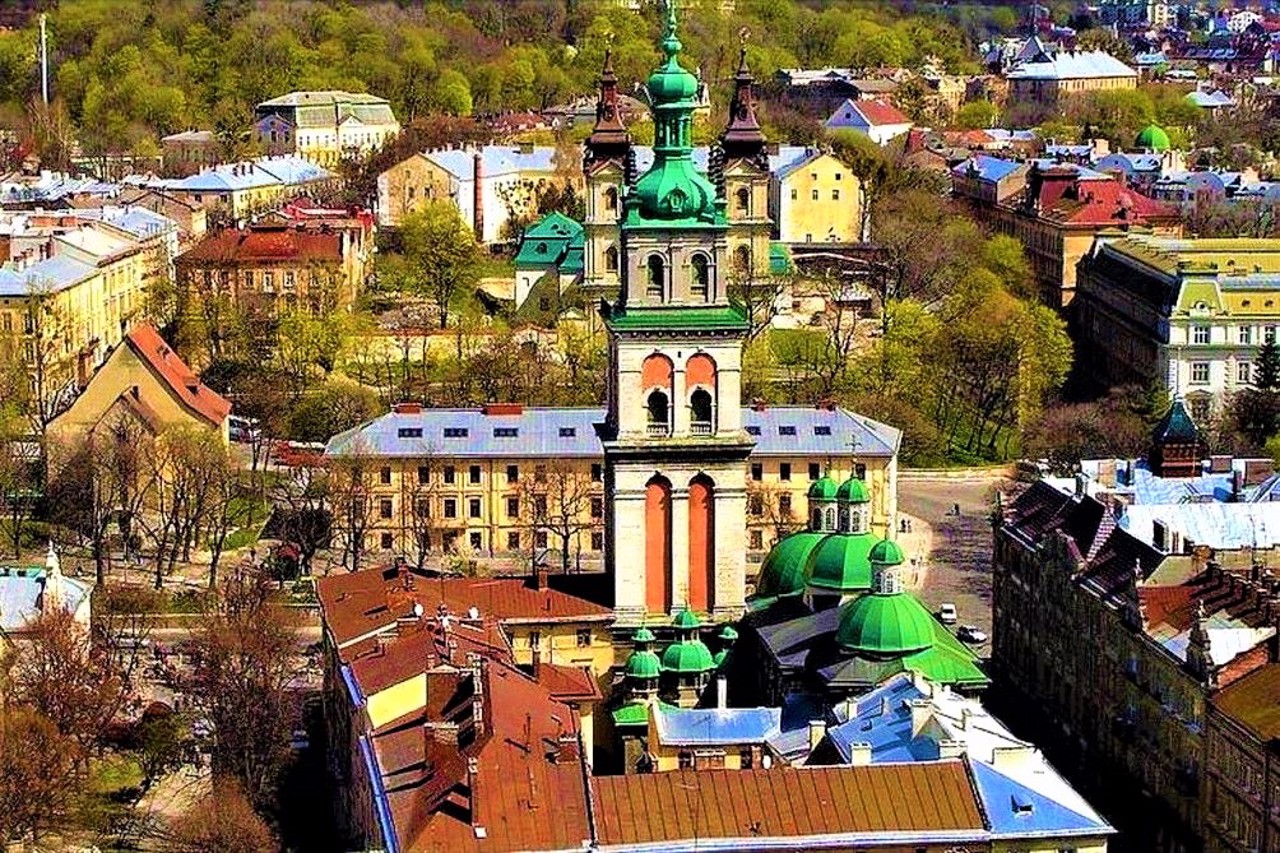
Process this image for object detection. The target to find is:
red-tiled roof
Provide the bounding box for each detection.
[591,762,986,846]
[852,99,912,127]
[317,567,612,648]
[177,226,342,264]
[125,324,231,427]
[372,660,592,853]
[347,617,513,695]
[536,661,603,703]
[1039,176,1175,227]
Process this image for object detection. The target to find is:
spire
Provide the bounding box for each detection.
[585,46,631,170]
[720,29,767,167]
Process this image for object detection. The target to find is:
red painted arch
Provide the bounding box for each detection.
[642,353,674,389]
[688,475,715,613]
[645,476,673,614]
[686,353,716,388]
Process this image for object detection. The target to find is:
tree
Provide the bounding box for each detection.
[188,562,301,810]
[269,464,331,577]
[1257,340,1280,391]
[327,454,374,572]
[1024,385,1160,473]
[0,706,83,844]
[521,460,601,574]
[285,380,381,444]
[953,100,998,130]
[160,781,276,853]
[391,202,482,329]
[1076,27,1134,62]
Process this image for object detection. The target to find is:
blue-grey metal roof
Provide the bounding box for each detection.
[1007,50,1136,80]
[425,146,559,182]
[172,156,332,192]
[951,154,1023,183]
[0,255,96,297]
[1096,152,1163,174]
[74,206,178,240]
[971,761,1110,838]
[0,569,91,631]
[326,406,901,459]
[654,704,782,745]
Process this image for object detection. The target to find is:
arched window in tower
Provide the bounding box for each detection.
[604,245,619,273]
[735,187,750,214]
[647,390,670,435]
[688,474,716,613]
[691,253,710,299]
[686,353,717,434]
[646,254,665,298]
[645,475,673,614]
[733,245,752,276]
[604,186,618,212]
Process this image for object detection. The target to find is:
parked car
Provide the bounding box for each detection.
[938,603,958,625]
[957,625,988,644]
[228,415,260,443]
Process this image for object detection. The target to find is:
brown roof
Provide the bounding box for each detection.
[372,660,592,852]
[176,225,341,264]
[317,566,612,648]
[125,324,231,427]
[591,762,986,847]
[347,617,513,695]
[1214,662,1280,741]
[536,661,603,703]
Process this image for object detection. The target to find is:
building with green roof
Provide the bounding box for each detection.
[514,211,586,313]
[1135,124,1171,152]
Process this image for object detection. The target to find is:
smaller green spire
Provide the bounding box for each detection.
[634,626,657,644]
[672,607,701,630]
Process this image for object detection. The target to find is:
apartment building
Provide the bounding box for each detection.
[254,91,400,167]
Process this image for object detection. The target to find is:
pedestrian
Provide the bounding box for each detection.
[953,502,960,517]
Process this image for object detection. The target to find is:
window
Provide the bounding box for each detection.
[790,188,797,200]
[740,748,754,769]
[835,172,842,181]
[507,497,520,518]
[414,497,430,518]
[832,189,840,200]
[779,494,792,516]
[591,497,603,518]
[1266,325,1276,344]
[1238,361,1253,384]
[604,186,618,211]
[734,245,751,274]
[1191,362,1210,384]
[751,463,763,481]
[678,751,694,769]
[534,495,547,517]
[749,529,763,549]
[444,427,469,438]
[809,463,821,480]
[529,631,542,649]
[1240,325,1254,345]
[507,531,521,550]
[535,465,547,484]
[470,531,482,550]
[469,465,481,484]
[591,531,604,551]
[493,427,518,438]
[379,498,393,519]
[778,425,797,436]
[749,495,763,516]
[468,498,481,518]
[647,390,670,430]
[535,530,548,548]
[604,245,618,273]
[814,425,831,436]
[690,388,713,426]
[855,463,866,480]
[506,464,519,483]
[379,466,392,485]
[1193,325,1211,345]
[745,426,761,436]
[779,463,791,481]
[591,463,602,482]
[691,254,710,298]
[443,466,456,484]
[646,254,665,298]
[380,532,394,550]
[262,272,274,293]
[811,189,820,200]
[444,498,457,518]
[398,427,423,438]
[577,628,592,648]
[559,427,576,437]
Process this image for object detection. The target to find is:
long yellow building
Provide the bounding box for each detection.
[323,402,900,577]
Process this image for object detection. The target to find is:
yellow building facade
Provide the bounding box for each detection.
[770,151,864,245]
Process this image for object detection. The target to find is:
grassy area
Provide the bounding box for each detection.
[77,753,145,841]
[476,254,516,279]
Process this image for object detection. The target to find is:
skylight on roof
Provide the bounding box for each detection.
[559,427,576,437]
[397,427,423,439]
[814,425,832,436]
[779,425,797,436]
[1011,792,1035,814]
[443,427,469,438]
[493,427,518,438]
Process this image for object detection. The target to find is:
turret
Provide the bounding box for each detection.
[719,39,768,169]
[585,48,631,172]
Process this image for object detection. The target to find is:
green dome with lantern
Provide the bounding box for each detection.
[868,539,905,567]
[712,624,737,668]
[1135,124,1171,152]
[807,530,878,593]
[625,626,662,679]
[660,608,716,674]
[754,531,826,598]
[808,475,840,501]
[835,476,870,503]
[835,584,937,656]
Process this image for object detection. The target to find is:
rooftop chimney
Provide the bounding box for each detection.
[533,564,549,591]
[467,756,482,827]
[808,719,826,752]
[472,151,484,241]
[848,742,872,766]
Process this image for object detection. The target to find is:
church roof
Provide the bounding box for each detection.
[1153,399,1201,444]
[808,532,880,593]
[836,588,937,654]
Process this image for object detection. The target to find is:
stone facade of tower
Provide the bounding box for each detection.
[583,50,630,294]
[601,7,754,627]
[718,45,773,280]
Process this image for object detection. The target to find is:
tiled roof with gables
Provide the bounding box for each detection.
[125,324,231,427]
[177,226,342,264]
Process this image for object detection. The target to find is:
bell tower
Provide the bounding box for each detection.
[716,36,772,282]
[583,48,630,294]
[601,2,754,626]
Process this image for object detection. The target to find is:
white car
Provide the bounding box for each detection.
[938,603,958,625]
[957,625,988,644]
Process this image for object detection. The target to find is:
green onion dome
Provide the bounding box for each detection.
[625,646,662,679]
[661,637,716,673]
[634,626,657,644]
[868,539,905,568]
[755,531,826,598]
[836,477,870,504]
[808,475,840,501]
[1135,124,1171,152]
[807,531,878,593]
[672,607,701,630]
[835,588,938,656]
[717,624,738,642]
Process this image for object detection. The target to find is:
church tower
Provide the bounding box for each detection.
[716,39,772,282]
[602,4,754,626]
[583,49,630,294]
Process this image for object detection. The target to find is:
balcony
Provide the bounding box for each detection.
[647,422,671,438]
[690,421,712,436]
